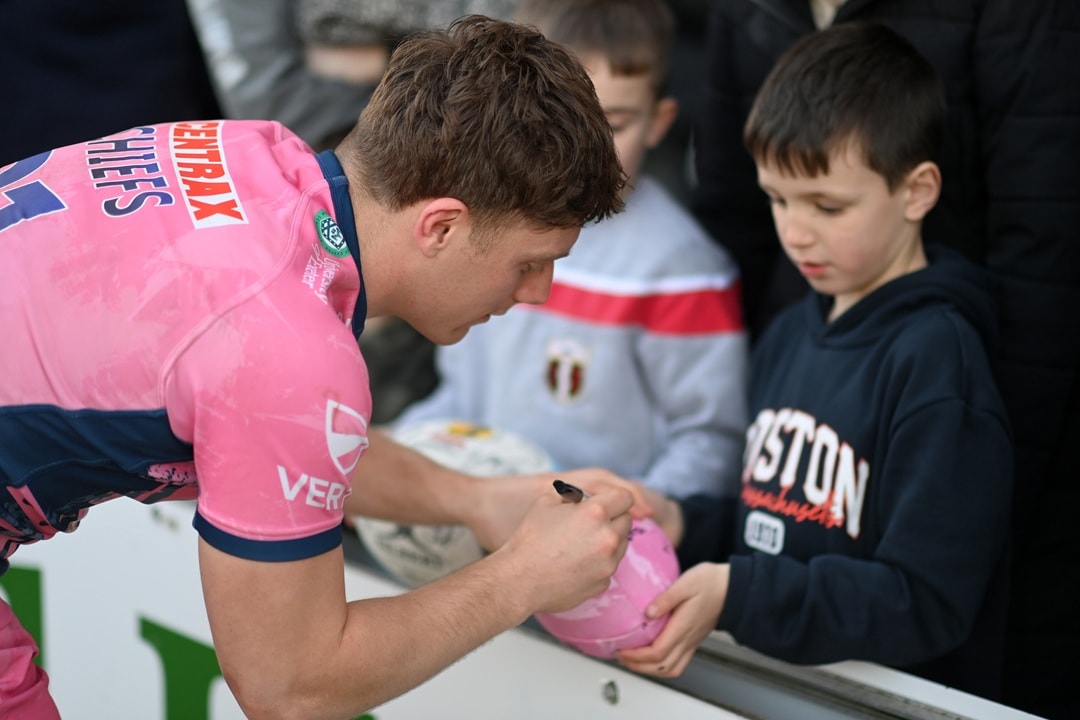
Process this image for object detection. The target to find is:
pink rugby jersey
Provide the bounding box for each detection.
[0,120,371,569]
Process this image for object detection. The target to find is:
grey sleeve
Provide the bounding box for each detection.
[636,329,749,499]
[185,0,373,148]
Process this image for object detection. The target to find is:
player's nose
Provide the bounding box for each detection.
[513,261,554,306]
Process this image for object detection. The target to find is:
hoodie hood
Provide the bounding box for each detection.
[804,243,999,352]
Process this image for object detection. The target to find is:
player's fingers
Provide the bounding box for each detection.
[626,490,655,520]
[628,482,673,520]
[567,469,655,518]
[610,514,632,559]
[586,485,635,521]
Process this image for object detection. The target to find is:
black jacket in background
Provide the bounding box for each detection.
[0,0,221,166]
[690,3,1080,717]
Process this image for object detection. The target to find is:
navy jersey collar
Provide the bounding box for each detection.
[314,149,366,338]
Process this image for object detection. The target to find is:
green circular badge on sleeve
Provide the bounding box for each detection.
[315,209,349,257]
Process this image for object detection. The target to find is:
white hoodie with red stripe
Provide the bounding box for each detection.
[398,177,749,499]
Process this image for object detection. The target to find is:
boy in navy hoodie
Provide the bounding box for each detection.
[618,21,1013,702]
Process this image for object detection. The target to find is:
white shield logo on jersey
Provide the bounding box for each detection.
[545,338,590,404]
[326,400,369,476]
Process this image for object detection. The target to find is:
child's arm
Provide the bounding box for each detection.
[633,254,749,499]
[621,369,1011,677]
[636,329,748,499]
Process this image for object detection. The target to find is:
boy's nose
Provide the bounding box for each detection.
[779,214,814,248]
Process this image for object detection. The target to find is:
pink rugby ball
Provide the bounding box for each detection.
[534,517,680,658]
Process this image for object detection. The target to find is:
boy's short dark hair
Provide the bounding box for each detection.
[340,15,625,234]
[744,21,945,190]
[515,0,674,97]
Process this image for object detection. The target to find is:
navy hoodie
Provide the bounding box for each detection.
[678,245,1013,700]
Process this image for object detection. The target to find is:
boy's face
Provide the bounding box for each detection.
[581,55,676,190]
[756,143,932,319]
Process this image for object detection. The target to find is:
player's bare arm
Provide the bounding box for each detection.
[200,485,634,719]
[342,427,482,525]
[344,428,656,551]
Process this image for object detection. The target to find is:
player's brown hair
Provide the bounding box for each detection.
[338,15,625,238]
[515,0,674,97]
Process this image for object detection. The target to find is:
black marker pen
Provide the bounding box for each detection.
[553,479,587,504]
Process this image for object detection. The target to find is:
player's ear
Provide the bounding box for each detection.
[902,161,941,222]
[414,198,469,257]
[645,97,679,150]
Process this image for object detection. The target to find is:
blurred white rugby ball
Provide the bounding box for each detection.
[353,419,554,587]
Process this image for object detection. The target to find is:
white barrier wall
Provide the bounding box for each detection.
[2,498,1042,720]
[2,498,743,720]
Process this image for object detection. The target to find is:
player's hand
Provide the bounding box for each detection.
[465,468,653,552]
[494,485,634,614]
[616,562,730,677]
[557,468,655,520]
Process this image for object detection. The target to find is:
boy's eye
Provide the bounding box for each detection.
[815,203,842,215]
[767,196,786,208]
